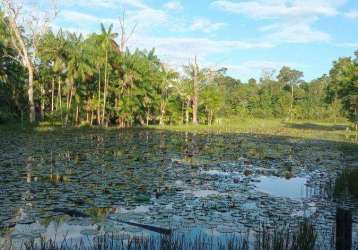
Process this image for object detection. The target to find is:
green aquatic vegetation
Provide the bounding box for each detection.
[86,207,114,221]
[256,220,316,250]
[0,127,357,248]
[334,168,358,199]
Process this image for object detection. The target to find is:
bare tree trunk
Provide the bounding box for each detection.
[185,98,190,124]
[97,67,101,125]
[159,101,165,126]
[146,109,150,126]
[290,84,294,121]
[6,13,36,123]
[65,85,73,126]
[57,78,61,109]
[40,83,45,120]
[355,106,358,131]
[28,64,36,123]
[2,2,55,124]
[57,77,63,123]
[181,101,184,124]
[192,56,199,125]
[75,105,79,125]
[102,50,108,125]
[51,78,55,112]
[210,110,213,125]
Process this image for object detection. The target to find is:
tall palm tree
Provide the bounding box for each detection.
[64,33,93,126]
[37,29,68,121]
[98,23,118,125]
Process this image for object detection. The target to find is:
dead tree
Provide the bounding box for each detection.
[0,0,57,123]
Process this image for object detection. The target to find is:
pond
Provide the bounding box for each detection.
[0,129,357,248]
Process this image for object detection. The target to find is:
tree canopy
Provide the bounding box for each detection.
[0,11,357,128]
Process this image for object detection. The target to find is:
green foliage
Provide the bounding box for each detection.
[327,56,358,124]
[0,15,356,126]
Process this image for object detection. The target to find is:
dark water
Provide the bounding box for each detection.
[0,129,357,248]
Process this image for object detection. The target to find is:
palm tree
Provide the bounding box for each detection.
[64,33,93,126]
[183,58,200,124]
[37,30,69,122]
[98,23,118,125]
[158,65,178,125]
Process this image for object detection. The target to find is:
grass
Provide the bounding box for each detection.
[152,118,357,143]
[1,118,356,143]
[16,220,321,250]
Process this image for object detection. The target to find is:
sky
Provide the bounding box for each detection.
[46,0,358,81]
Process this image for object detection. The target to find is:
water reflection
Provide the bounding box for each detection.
[0,129,357,248]
[255,176,309,199]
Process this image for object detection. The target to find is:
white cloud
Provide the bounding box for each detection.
[335,42,358,48]
[61,11,116,24]
[190,17,226,33]
[130,36,273,68]
[61,0,149,9]
[59,0,168,33]
[126,8,168,30]
[344,10,358,19]
[265,21,331,43]
[57,6,168,34]
[211,0,342,19]
[225,61,297,80]
[212,0,340,44]
[57,10,118,34]
[163,1,183,11]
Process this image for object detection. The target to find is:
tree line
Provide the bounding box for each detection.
[0,3,357,128]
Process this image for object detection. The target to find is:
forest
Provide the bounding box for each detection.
[0,4,357,129]
[1,1,358,249]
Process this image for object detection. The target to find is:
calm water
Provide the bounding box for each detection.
[0,129,357,248]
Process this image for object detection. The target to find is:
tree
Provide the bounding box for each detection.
[0,18,26,122]
[277,66,303,120]
[0,0,56,123]
[201,83,223,124]
[98,23,118,125]
[37,29,68,121]
[64,33,93,126]
[183,57,211,125]
[327,55,358,129]
[158,65,178,125]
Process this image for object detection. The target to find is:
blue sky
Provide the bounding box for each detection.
[51,0,358,81]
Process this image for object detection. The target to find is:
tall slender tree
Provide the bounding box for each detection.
[0,0,56,123]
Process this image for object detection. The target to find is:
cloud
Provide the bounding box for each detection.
[61,11,115,24]
[344,10,358,19]
[224,61,298,80]
[57,6,168,34]
[57,10,117,34]
[190,17,226,33]
[59,0,168,33]
[335,42,358,48]
[264,21,331,43]
[163,1,183,11]
[130,36,273,68]
[126,8,168,30]
[211,0,341,19]
[212,0,340,44]
[60,0,149,9]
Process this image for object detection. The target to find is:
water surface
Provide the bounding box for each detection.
[0,129,357,248]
